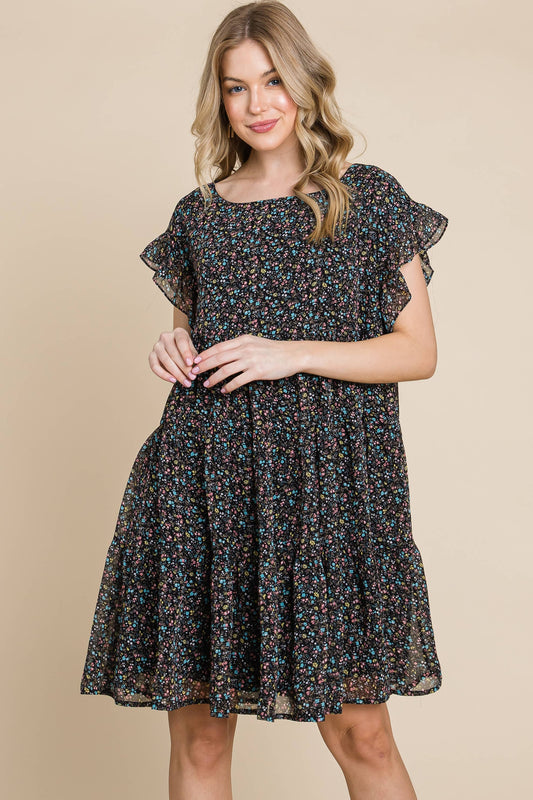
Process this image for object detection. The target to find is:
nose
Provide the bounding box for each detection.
[247,86,268,114]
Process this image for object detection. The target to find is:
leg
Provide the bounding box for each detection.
[167,703,238,800]
[316,701,417,800]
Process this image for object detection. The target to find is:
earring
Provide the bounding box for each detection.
[227,123,234,139]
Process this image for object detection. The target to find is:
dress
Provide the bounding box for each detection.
[80,162,448,723]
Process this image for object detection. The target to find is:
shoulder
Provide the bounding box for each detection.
[173,185,206,212]
[338,163,407,226]
[346,164,415,224]
[346,162,404,193]
[165,185,210,232]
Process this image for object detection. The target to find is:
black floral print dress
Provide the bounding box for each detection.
[80,162,448,723]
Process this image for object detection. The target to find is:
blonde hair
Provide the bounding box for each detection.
[191,0,366,243]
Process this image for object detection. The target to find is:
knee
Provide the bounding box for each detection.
[338,721,394,765]
[184,728,231,770]
[169,705,237,770]
[186,731,228,769]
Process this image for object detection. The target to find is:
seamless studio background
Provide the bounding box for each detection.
[1,1,531,798]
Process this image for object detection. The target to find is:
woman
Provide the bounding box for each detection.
[80,2,448,798]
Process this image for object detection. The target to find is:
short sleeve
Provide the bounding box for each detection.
[372,168,449,334]
[139,202,196,320]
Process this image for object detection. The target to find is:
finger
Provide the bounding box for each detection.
[153,340,193,381]
[148,351,192,387]
[162,329,199,367]
[220,370,250,394]
[162,333,188,370]
[203,363,247,389]
[201,363,232,388]
[174,329,198,367]
[197,345,244,377]
[193,337,242,364]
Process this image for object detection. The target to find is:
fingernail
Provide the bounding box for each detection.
[184,379,191,387]
[194,356,202,363]
[203,379,210,387]
[186,357,193,366]
[221,387,227,393]
[192,366,200,373]
[188,372,196,380]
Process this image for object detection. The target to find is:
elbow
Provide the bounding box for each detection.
[417,344,438,380]
[402,335,437,380]
[394,325,437,381]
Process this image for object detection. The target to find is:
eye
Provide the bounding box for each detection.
[227,77,282,94]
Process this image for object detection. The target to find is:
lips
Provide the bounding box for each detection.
[249,118,279,131]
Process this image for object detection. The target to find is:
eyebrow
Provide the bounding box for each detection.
[222,67,277,83]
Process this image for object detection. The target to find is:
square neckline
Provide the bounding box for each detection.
[210,163,358,205]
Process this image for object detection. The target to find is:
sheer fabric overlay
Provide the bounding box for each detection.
[80,163,448,722]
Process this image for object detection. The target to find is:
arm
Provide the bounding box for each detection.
[173,306,191,335]
[147,307,195,386]
[292,253,437,383]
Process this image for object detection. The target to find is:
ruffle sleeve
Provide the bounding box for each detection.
[372,168,448,334]
[139,201,196,321]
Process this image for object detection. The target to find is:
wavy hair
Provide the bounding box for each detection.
[191,0,366,243]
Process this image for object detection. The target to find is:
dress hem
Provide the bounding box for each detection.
[79,678,442,723]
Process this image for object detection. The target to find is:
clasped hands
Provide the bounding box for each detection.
[149,327,304,394]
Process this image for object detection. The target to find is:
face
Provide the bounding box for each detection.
[220,39,299,152]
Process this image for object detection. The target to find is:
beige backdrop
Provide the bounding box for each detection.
[2,1,531,797]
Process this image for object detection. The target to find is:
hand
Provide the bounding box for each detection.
[148,326,200,386]
[190,334,303,394]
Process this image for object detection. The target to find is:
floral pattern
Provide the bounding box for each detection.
[80,162,448,722]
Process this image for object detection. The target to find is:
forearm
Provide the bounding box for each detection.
[173,306,191,334]
[291,331,437,384]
